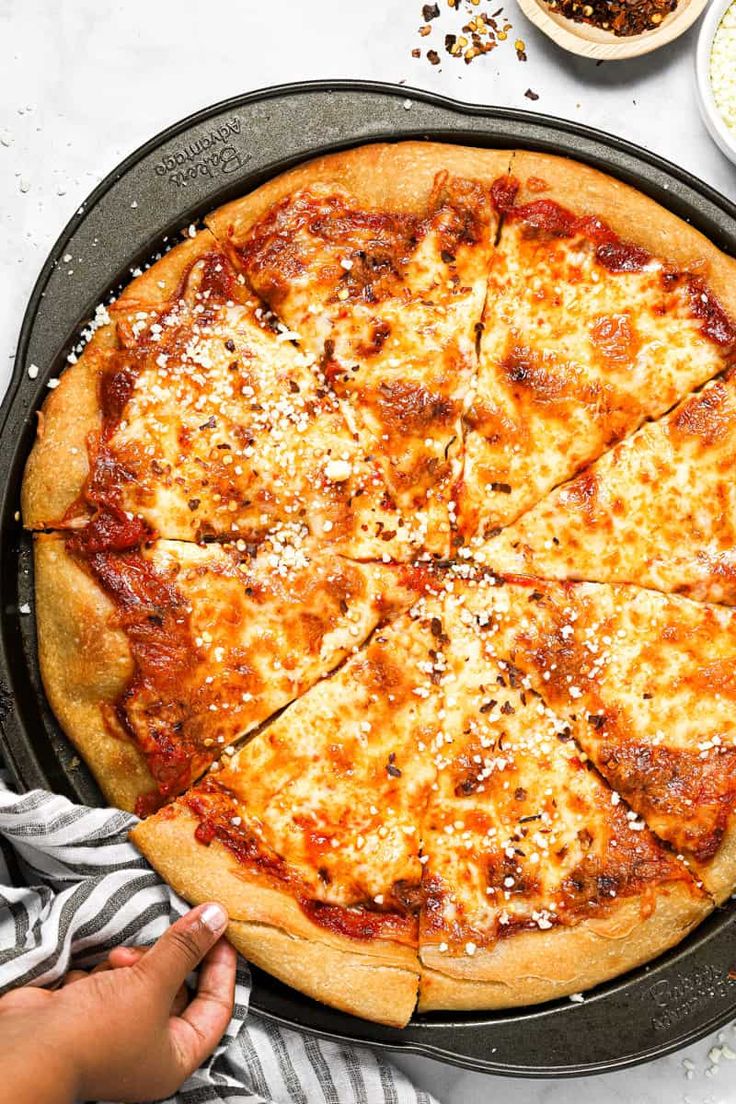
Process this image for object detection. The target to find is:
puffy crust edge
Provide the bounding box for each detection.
[508,150,736,321]
[205,140,513,246]
[21,326,114,529]
[131,806,420,1027]
[418,881,711,1012]
[698,822,736,905]
[33,534,152,812]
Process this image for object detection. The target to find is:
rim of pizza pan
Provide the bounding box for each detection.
[2,80,736,1078]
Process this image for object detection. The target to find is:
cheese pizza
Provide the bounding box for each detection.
[21,141,736,1026]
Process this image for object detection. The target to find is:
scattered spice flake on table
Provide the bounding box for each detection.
[413,0,528,65]
[543,0,678,36]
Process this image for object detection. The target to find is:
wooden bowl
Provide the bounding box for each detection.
[516,0,711,60]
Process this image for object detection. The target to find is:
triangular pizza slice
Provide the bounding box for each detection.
[132,599,446,1026]
[22,231,419,561]
[461,572,736,902]
[459,153,736,541]
[208,142,509,555]
[35,531,432,815]
[475,367,736,604]
[416,585,709,1011]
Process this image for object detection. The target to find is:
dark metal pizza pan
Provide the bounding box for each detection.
[2,80,736,1078]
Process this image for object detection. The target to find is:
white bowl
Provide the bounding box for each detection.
[695,0,736,165]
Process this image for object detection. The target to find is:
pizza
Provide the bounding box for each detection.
[21,142,736,1027]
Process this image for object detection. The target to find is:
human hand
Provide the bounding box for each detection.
[0,902,237,1103]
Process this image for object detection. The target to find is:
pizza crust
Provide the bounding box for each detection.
[418,883,710,1011]
[33,534,153,811]
[698,822,736,905]
[206,140,513,247]
[507,150,736,320]
[21,327,114,529]
[131,807,420,1028]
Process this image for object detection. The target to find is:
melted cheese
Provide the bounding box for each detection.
[99,248,422,559]
[98,538,423,799]
[232,182,493,555]
[476,370,736,604]
[185,605,443,906]
[460,219,733,539]
[458,573,736,872]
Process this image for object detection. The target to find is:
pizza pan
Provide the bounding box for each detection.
[2,80,736,1078]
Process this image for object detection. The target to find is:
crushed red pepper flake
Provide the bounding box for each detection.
[412,0,529,64]
[543,0,678,36]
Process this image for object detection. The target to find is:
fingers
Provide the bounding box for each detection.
[107,946,146,969]
[138,903,229,1003]
[169,938,237,1075]
[62,946,146,985]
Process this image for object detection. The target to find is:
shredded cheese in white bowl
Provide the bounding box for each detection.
[711,1,736,132]
[696,0,736,163]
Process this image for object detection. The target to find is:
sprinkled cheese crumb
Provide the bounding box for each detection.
[324,458,352,482]
[465,941,477,956]
[711,1,736,135]
[569,992,585,1003]
[18,603,31,614]
[27,363,40,379]
[47,378,60,389]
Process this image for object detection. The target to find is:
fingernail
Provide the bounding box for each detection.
[199,902,228,934]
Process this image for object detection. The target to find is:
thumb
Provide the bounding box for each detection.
[139,903,229,1001]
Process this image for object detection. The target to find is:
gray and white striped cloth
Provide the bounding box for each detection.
[0,774,439,1104]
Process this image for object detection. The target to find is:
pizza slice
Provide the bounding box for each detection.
[417,588,709,1011]
[132,600,446,1026]
[21,230,420,561]
[208,142,510,555]
[461,572,736,901]
[35,531,433,815]
[459,152,736,541]
[474,367,736,604]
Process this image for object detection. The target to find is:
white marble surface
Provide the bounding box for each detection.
[1,1,736,1100]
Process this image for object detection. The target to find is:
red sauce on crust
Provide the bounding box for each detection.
[686,277,736,347]
[71,548,204,801]
[299,898,416,941]
[490,176,520,214]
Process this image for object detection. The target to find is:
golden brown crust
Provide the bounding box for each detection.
[33,534,153,810]
[418,884,710,1011]
[131,807,419,1027]
[226,920,418,1027]
[699,823,736,905]
[508,150,736,320]
[206,141,513,247]
[21,327,115,529]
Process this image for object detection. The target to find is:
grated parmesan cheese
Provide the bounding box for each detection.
[710,1,736,134]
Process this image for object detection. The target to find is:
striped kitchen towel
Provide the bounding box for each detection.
[0,775,438,1104]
